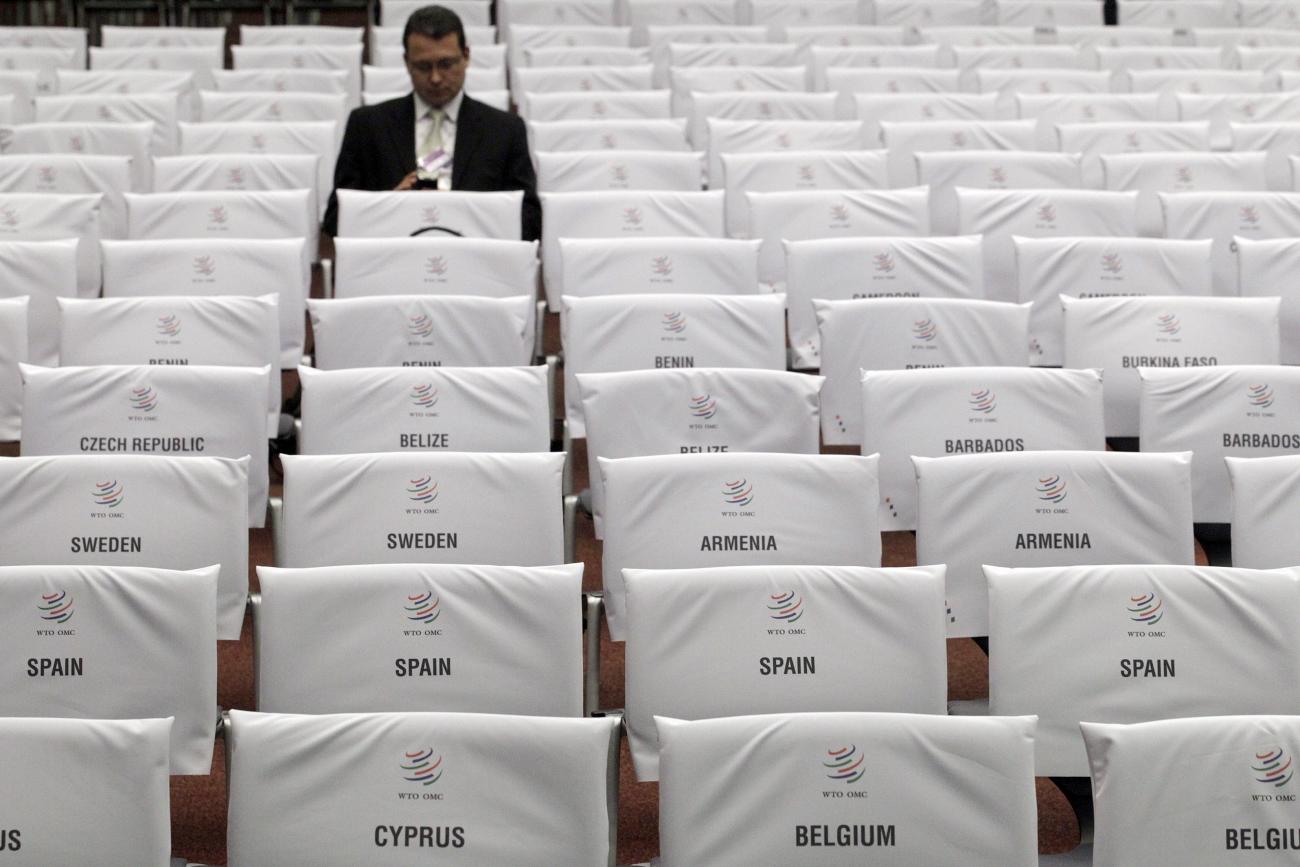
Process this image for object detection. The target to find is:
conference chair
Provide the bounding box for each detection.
[1058,120,1213,188]
[808,44,941,91]
[90,44,223,92]
[996,0,1102,25]
[1103,151,1269,237]
[627,0,738,44]
[749,0,860,33]
[99,23,224,49]
[668,41,801,80]
[522,89,671,122]
[1236,236,1300,364]
[954,44,1084,90]
[917,149,1082,236]
[0,68,37,122]
[1117,0,1230,28]
[780,24,907,49]
[669,65,808,119]
[693,87,836,151]
[36,92,180,158]
[210,67,349,98]
[0,190,102,297]
[559,236,761,299]
[506,23,630,72]
[520,45,647,69]
[1191,28,1300,51]
[1176,92,1300,151]
[534,149,704,193]
[381,0,491,27]
[855,92,1002,148]
[56,68,194,103]
[1095,45,1223,90]
[0,150,133,244]
[706,117,867,188]
[720,148,887,239]
[196,90,349,140]
[239,23,363,46]
[873,0,983,26]
[0,23,85,64]
[880,119,1037,187]
[514,64,654,102]
[1233,121,1300,188]
[231,43,363,108]
[977,68,1111,115]
[1128,69,1268,118]
[0,238,77,366]
[0,46,77,94]
[153,152,323,220]
[526,118,691,158]
[644,26,768,75]
[334,188,523,243]
[1016,92,1161,150]
[1228,454,1300,568]
[825,66,961,97]
[0,296,25,439]
[1236,0,1300,28]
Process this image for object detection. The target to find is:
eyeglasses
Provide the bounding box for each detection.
[407,56,466,75]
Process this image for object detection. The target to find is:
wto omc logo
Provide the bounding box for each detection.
[591,100,607,116]
[609,164,629,184]
[156,314,181,338]
[421,206,441,224]
[424,256,448,276]
[1128,592,1163,626]
[1254,747,1294,788]
[1175,166,1193,185]
[722,479,753,507]
[130,386,159,413]
[797,164,815,183]
[93,479,123,509]
[407,314,434,339]
[407,476,438,504]
[622,207,643,226]
[651,255,672,277]
[1156,314,1181,336]
[689,393,717,419]
[250,134,267,151]
[410,383,438,409]
[227,167,246,186]
[662,311,686,334]
[969,388,996,414]
[36,165,56,185]
[912,319,937,342]
[1037,474,1066,504]
[873,252,895,273]
[1036,203,1057,225]
[405,592,440,624]
[401,749,443,786]
[0,205,19,227]
[601,133,618,148]
[768,591,803,623]
[1248,384,1274,409]
[193,255,216,277]
[950,131,967,148]
[829,204,850,225]
[823,745,864,784]
[208,205,229,225]
[989,166,1007,185]
[1101,252,1123,274]
[1241,205,1261,226]
[38,591,73,624]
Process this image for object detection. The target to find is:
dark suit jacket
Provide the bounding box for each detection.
[322,93,541,241]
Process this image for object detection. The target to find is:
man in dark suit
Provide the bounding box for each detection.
[322,5,540,241]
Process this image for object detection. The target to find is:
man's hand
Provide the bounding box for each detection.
[394,171,420,191]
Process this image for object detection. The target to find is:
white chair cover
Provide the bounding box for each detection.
[90,46,223,92]
[384,0,494,26]
[0,295,25,438]
[957,188,1139,303]
[1118,1,1230,27]
[58,294,281,435]
[600,452,882,640]
[526,118,690,156]
[627,0,738,40]
[864,367,1105,531]
[689,91,838,151]
[0,69,37,122]
[658,712,1038,867]
[1237,45,1300,78]
[1231,122,1300,189]
[1195,29,1300,50]
[0,191,101,297]
[0,454,249,639]
[1128,70,1268,117]
[809,45,942,91]
[987,563,1300,775]
[0,563,216,774]
[1239,0,1300,28]
[721,149,889,239]
[879,119,1037,187]
[0,47,78,94]
[579,367,822,537]
[919,450,1195,638]
[520,46,648,69]
[230,44,363,108]
[1160,191,1300,295]
[196,90,348,136]
[210,67,348,97]
[1096,46,1223,86]
[667,41,801,75]
[1057,121,1212,189]
[333,236,538,300]
[954,45,1084,90]
[1016,93,1162,150]
[507,23,631,72]
[0,153,130,242]
[669,66,809,118]
[1236,236,1300,364]
[1015,236,1214,367]
[749,186,930,291]
[872,0,984,26]
[0,26,86,64]
[997,0,1101,25]
[297,365,550,455]
[35,93,178,159]
[1103,151,1268,237]
[1177,92,1300,151]
[255,562,582,715]
[852,93,1003,148]
[816,297,1031,446]
[523,90,670,122]
[540,189,724,307]
[56,69,194,99]
[535,149,703,192]
[1139,365,1300,522]
[560,236,761,298]
[918,150,1083,237]
[748,0,860,30]
[278,451,565,567]
[153,152,321,219]
[512,64,654,99]
[1061,295,1281,436]
[0,717,171,864]
[20,363,270,532]
[825,66,961,94]
[625,564,948,779]
[335,189,523,242]
[786,235,985,369]
[1228,455,1300,567]
[780,25,907,49]
[308,295,534,370]
[707,118,868,188]
[977,68,1112,114]
[239,24,363,45]
[0,239,73,368]
[916,25,1037,50]
[226,710,617,867]
[1083,715,1300,867]
[562,292,786,436]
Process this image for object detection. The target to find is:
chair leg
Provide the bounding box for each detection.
[583,592,603,717]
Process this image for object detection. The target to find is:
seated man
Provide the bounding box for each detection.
[322,4,540,241]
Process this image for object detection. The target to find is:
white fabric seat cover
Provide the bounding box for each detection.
[0,155,131,242]
[670,67,808,117]
[35,93,178,157]
[1063,295,1281,437]
[308,295,533,369]
[864,367,1105,531]
[600,452,881,640]
[230,44,363,107]
[954,45,1084,90]
[297,365,550,455]
[0,454,249,639]
[0,69,38,122]
[210,68,348,96]
[562,292,786,437]
[1015,236,1214,367]
[781,26,907,49]
[873,0,984,26]
[238,24,364,45]
[987,563,1300,776]
[1228,455,1300,567]
[101,25,223,47]
[689,91,837,151]
[998,0,1101,25]
[816,297,1030,446]
[507,24,631,72]
[749,186,929,291]
[625,564,948,779]
[1139,365,1300,522]
[957,188,1139,303]
[786,235,984,369]
[1057,122,1212,189]
[879,119,1037,187]
[1103,151,1268,237]
[0,191,101,297]
[279,452,564,568]
[1236,236,1300,364]
[541,189,724,307]
[385,0,494,26]
[56,69,193,103]
[89,46,223,92]
[0,295,25,439]
[0,26,86,63]
[706,118,868,189]
[1119,1,1230,27]
[535,149,703,193]
[658,711,1038,867]
[1177,92,1300,151]
[522,90,671,122]
[225,710,617,867]
[336,189,522,242]
[519,46,649,70]
[152,152,321,219]
[721,150,888,239]
[1083,715,1300,867]
[852,93,1003,149]
[917,451,1195,638]
[1016,93,1163,150]
[559,236,760,299]
[578,368,822,537]
[825,67,961,95]
[254,563,582,716]
[526,119,690,155]
[1238,0,1300,28]
[1233,122,1300,189]
[332,236,537,299]
[512,64,654,98]
[0,717,171,865]
[1162,191,1300,295]
[978,69,1112,115]
[917,150,1082,237]
[749,0,860,30]
[0,239,74,367]
[0,47,77,94]
[0,563,216,774]
[197,91,348,137]
[1128,70,1268,117]
[808,45,942,91]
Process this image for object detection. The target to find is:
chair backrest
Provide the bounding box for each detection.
[0,563,216,774]
[1161,191,1300,295]
[1062,295,1281,436]
[826,66,961,95]
[226,709,619,866]
[506,23,631,71]
[230,44,363,108]
[196,90,348,137]
[1140,365,1300,523]
[0,716,172,863]
[1234,122,1300,188]
[125,189,316,270]
[520,45,648,69]
[690,91,837,151]
[1238,0,1300,28]
[954,44,1083,89]
[336,188,523,242]
[307,295,534,369]
[0,190,101,297]
[0,295,25,439]
[917,150,1082,236]
[90,46,224,91]
[0,454,249,640]
[1235,235,1300,365]
[332,237,537,303]
[278,452,566,568]
[785,235,984,369]
[559,236,761,298]
[809,44,942,91]
[1103,151,1269,236]
[0,47,78,94]
[239,24,364,45]
[535,149,703,193]
[579,367,822,537]
[526,118,691,156]
[977,68,1111,114]
[1119,0,1230,27]
[720,149,887,239]
[561,292,786,437]
[1177,92,1300,150]
[916,450,1195,638]
[1016,92,1162,150]
[706,118,866,188]
[781,25,907,49]
[56,69,194,99]
[21,363,270,534]
[599,452,881,640]
[750,0,861,30]
[670,66,808,118]
[0,69,37,121]
[297,365,550,455]
[880,119,1037,186]
[1129,69,1268,116]
[1082,715,1300,867]
[625,564,948,779]
[255,562,583,716]
[1057,121,1213,187]
[864,367,1105,531]
[152,152,322,219]
[1228,454,1300,567]
[816,297,1030,446]
[0,238,75,367]
[101,25,224,49]
[1015,236,1214,367]
[209,68,349,97]
[988,563,1300,775]
[384,0,493,26]
[35,93,179,158]
[873,0,984,25]
[658,711,1038,865]
[998,0,1101,25]
[853,92,1002,148]
[522,89,671,122]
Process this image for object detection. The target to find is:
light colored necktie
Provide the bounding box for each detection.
[419,108,445,159]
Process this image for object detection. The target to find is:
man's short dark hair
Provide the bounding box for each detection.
[402,5,467,53]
